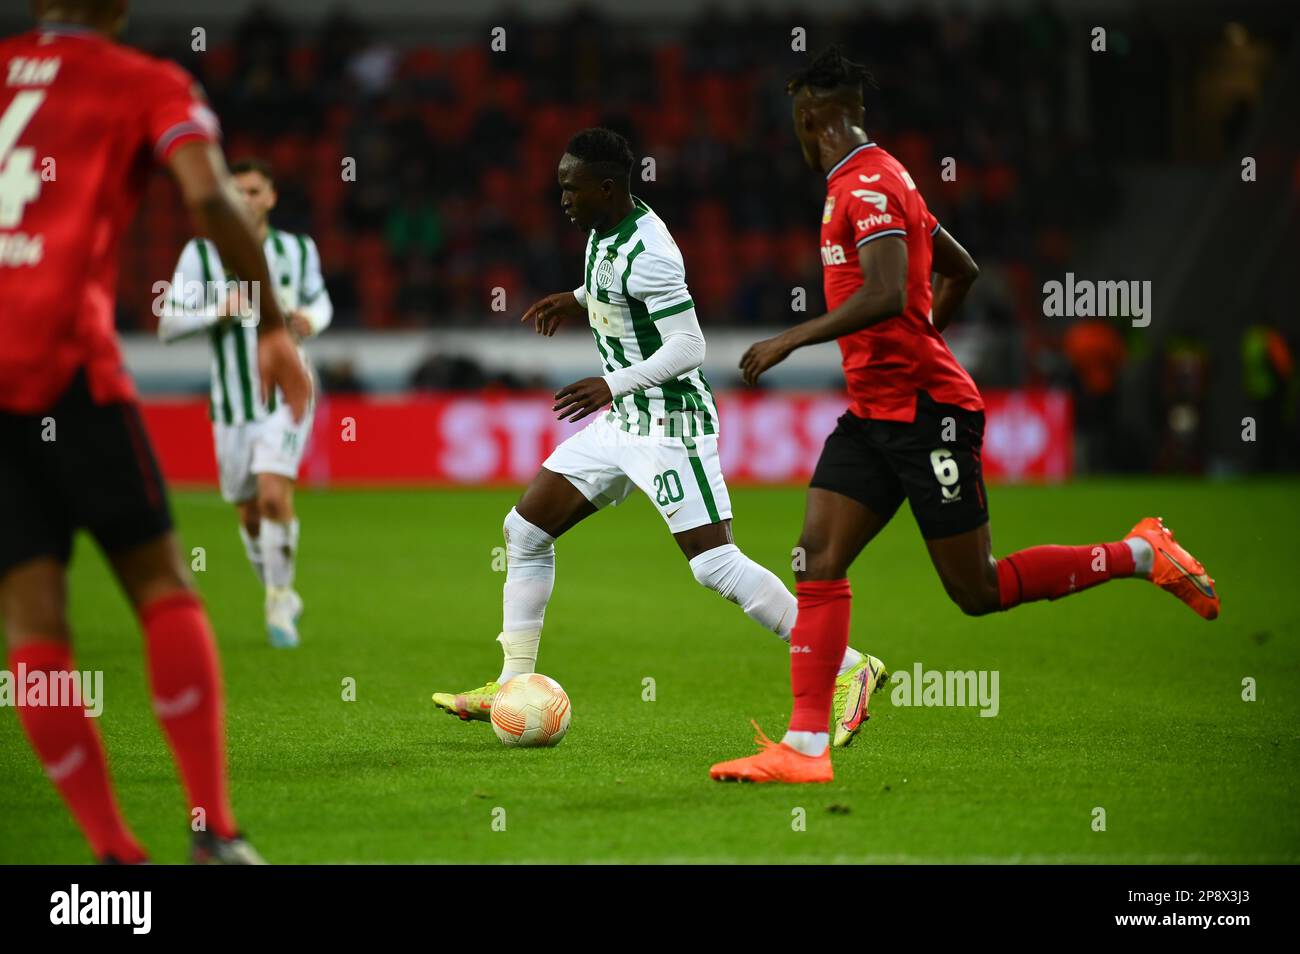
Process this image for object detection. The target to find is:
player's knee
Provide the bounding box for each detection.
[794,540,848,582]
[135,574,194,611]
[257,481,291,522]
[503,507,554,557]
[688,544,740,600]
[2,597,70,645]
[145,552,194,600]
[116,546,194,611]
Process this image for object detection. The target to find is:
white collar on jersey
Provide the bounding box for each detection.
[825,142,878,180]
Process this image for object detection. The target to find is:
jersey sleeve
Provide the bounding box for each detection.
[625,243,695,320]
[298,235,333,335]
[158,239,221,341]
[842,167,910,249]
[143,60,222,162]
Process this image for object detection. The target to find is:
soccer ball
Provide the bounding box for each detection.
[490,674,572,747]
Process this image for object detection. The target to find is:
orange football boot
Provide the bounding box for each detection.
[1125,517,1220,620]
[709,721,833,784]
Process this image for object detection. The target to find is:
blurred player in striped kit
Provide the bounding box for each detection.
[160,159,332,648]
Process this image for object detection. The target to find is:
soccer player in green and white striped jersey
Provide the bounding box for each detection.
[433,129,884,743]
[158,159,332,649]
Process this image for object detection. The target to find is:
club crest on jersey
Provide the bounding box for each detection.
[821,196,835,224]
[595,259,615,290]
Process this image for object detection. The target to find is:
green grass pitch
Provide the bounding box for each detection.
[2,480,1298,864]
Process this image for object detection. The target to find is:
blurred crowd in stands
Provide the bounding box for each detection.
[123,6,1103,344]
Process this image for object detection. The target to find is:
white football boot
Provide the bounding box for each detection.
[266,586,303,648]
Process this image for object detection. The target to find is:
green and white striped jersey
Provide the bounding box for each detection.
[161,229,331,425]
[575,197,718,439]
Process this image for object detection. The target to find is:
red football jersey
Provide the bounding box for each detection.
[0,24,219,413]
[820,142,982,422]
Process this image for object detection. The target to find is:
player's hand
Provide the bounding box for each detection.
[739,334,794,386]
[258,326,313,423]
[289,310,315,339]
[523,292,585,336]
[553,376,612,423]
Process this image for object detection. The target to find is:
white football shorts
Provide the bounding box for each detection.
[542,413,732,533]
[212,400,313,504]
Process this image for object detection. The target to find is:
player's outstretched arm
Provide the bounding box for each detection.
[740,236,908,385]
[930,226,979,333]
[166,141,312,420]
[523,290,587,336]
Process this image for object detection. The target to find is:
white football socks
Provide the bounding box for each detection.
[837,645,864,677]
[260,518,299,590]
[498,508,555,684]
[1126,536,1154,578]
[781,730,829,757]
[238,525,265,584]
[687,544,862,676]
[497,631,541,686]
[689,544,796,635]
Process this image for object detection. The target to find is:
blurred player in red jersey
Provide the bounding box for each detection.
[710,48,1220,784]
[0,0,311,859]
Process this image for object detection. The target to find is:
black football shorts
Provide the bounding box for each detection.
[0,369,173,577]
[810,391,989,540]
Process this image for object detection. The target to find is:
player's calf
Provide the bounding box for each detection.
[139,589,240,839]
[3,560,147,863]
[236,501,264,585]
[254,473,302,645]
[10,639,149,862]
[689,543,797,637]
[498,507,555,682]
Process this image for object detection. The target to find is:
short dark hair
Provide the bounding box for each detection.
[564,128,633,184]
[229,157,275,184]
[787,46,875,97]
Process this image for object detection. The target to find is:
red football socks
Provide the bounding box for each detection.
[788,579,853,733]
[140,591,237,839]
[10,640,146,862]
[997,542,1135,609]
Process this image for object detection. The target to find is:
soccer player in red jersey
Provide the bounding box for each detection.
[710,48,1220,784]
[0,0,311,859]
